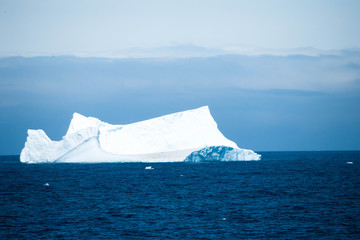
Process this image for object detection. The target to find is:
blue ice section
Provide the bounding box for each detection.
[185,146,257,162]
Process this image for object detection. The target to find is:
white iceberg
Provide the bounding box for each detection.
[20,106,261,163]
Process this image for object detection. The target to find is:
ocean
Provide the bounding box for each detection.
[1,151,359,239]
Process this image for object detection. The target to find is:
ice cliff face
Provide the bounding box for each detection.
[184,146,260,162]
[20,106,261,163]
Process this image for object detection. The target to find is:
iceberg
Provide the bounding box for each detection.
[20,106,261,163]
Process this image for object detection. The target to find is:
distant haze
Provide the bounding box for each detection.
[0,0,360,56]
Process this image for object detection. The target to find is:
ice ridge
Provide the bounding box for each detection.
[20,106,261,163]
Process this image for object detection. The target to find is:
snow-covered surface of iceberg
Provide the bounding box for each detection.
[20,106,261,163]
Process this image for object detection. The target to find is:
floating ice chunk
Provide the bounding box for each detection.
[184,146,261,162]
[145,166,154,170]
[346,162,353,164]
[44,183,50,187]
[20,106,261,163]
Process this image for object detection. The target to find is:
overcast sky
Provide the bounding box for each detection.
[1,53,359,154]
[1,0,360,56]
[0,1,359,154]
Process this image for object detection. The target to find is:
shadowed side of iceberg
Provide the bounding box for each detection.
[20,127,99,163]
[184,146,261,162]
[56,136,202,163]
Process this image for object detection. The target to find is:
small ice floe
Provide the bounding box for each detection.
[44,183,50,187]
[222,218,227,221]
[180,174,184,177]
[145,166,154,170]
[346,162,353,164]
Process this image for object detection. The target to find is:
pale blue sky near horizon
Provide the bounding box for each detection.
[0,0,360,154]
[0,0,360,55]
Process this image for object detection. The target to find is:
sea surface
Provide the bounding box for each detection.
[1,151,359,239]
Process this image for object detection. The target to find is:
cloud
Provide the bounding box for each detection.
[1,51,360,103]
[1,51,360,154]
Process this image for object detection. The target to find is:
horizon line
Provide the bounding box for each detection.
[1,45,359,59]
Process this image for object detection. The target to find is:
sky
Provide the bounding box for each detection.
[0,0,360,154]
[1,0,360,55]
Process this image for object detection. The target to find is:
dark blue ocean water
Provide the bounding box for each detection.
[1,151,360,239]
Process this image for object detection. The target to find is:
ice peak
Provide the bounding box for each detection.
[73,112,86,118]
[66,112,106,136]
[27,129,52,143]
